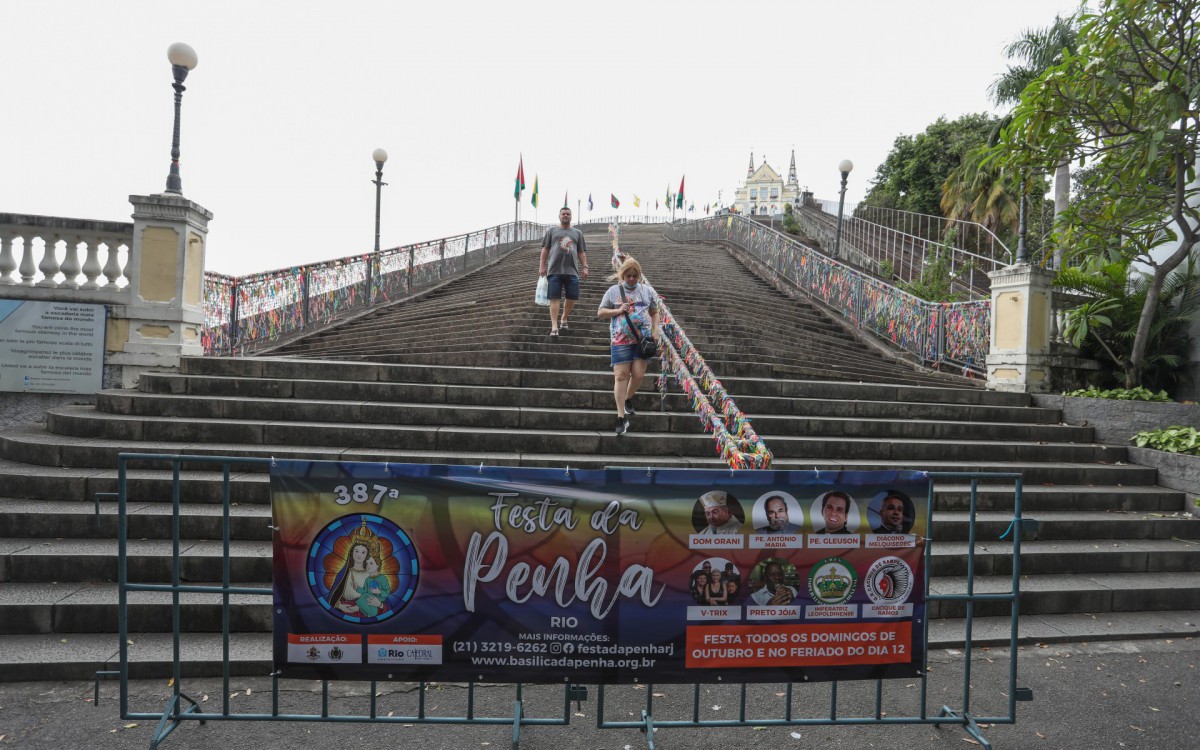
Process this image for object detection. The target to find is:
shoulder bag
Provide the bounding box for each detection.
[619,286,658,359]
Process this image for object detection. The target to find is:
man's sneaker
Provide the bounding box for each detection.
[624,400,637,415]
[614,416,630,436]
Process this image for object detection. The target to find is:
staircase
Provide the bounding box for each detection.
[0,225,1196,681]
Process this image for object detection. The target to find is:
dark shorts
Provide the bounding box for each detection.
[546,274,580,301]
[610,343,651,367]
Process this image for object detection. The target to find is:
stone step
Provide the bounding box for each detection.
[927,572,1200,618]
[179,359,1001,406]
[137,374,1054,425]
[0,498,273,540]
[6,610,1195,681]
[7,537,1195,585]
[6,417,1130,468]
[56,403,1092,446]
[7,571,1197,637]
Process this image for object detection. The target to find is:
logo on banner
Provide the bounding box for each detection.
[808,558,858,605]
[864,557,913,605]
[306,514,421,624]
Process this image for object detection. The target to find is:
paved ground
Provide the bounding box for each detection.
[1,638,1196,749]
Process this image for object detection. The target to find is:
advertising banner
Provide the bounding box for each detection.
[0,300,105,394]
[272,462,928,684]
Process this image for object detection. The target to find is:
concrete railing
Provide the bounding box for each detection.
[0,213,133,298]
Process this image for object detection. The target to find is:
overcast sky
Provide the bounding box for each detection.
[2,0,1083,276]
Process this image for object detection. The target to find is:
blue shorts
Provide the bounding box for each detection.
[610,343,650,367]
[546,274,580,300]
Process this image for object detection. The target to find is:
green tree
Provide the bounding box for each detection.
[990,13,1081,270]
[1057,253,1199,393]
[860,113,999,217]
[997,0,1200,387]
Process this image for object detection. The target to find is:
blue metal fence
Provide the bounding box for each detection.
[96,453,1030,749]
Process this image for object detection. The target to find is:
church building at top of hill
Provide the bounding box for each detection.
[732,150,802,217]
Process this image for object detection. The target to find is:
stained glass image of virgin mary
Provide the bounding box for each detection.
[306,514,420,624]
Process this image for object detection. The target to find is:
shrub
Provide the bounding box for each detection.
[1131,426,1200,456]
[1063,386,1171,402]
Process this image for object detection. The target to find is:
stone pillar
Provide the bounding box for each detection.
[105,194,212,387]
[986,263,1056,393]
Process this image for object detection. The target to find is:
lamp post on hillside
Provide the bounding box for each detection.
[163,43,198,195]
[833,159,853,260]
[369,148,388,304]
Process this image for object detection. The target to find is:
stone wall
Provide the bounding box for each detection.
[1034,394,1200,516]
[1032,394,1200,445]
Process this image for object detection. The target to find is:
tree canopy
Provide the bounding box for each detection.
[996,0,1200,386]
[860,113,999,216]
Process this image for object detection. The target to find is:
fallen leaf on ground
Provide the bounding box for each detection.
[1130,725,1145,732]
[1035,731,1046,738]
[123,723,138,729]
[167,678,174,687]
[201,695,208,702]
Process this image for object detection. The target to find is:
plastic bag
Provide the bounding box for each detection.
[535,276,550,306]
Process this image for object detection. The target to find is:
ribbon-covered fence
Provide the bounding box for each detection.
[666,215,990,376]
[201,221,545,355]
[656,300,773,469]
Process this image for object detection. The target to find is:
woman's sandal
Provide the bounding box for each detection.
[549,329,559,336]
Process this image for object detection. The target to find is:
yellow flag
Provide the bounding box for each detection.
[634,195,641,207]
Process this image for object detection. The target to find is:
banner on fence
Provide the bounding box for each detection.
[271,462,928,683]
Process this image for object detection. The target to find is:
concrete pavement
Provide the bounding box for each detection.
[1,637,1196,749]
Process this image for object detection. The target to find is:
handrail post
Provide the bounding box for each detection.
[407,246,415,294]
[228,283,239,354]
[301,267,310,329]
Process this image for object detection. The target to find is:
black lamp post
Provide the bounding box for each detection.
[164,43,198,195]
[372,148,388,253]
[833,159,853,259]
[368,148,388,304]
[1015,172,1029,264]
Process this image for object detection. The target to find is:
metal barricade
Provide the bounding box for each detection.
[96,454,1031,749]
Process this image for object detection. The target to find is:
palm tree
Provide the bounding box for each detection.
[942,147,1018,237]
[989,14,1080,269]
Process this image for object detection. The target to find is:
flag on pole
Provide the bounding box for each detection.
[588,193,593,211]
[531,175,539,208]
[611,194,620,208]
[633,195,641,208]
[676,176,685,209]
[563,191,569,208]
[655,199,659,210]
[665,185,671,205]
[514,156,525,200]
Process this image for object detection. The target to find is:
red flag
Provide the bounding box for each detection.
[611,194,620,208]
[676,176,685,209]
[514,156,525,200]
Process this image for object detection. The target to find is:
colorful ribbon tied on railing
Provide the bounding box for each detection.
[654,300,772,470]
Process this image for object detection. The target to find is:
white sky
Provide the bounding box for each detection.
[1,0,1083,276]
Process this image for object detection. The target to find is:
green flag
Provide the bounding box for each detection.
[514,156,525,200]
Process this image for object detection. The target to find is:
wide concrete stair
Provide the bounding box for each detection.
[0,226,1196,680]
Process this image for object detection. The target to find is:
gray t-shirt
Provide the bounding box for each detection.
[542,227,587,276]
[599,282,659,345]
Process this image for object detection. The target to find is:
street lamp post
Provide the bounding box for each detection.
[164,43,198,195]
[833,159,853,260]
[370,148,388,304]
[1015,172,1029,264]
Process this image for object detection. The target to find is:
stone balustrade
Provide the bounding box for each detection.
[0,213,133,300]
